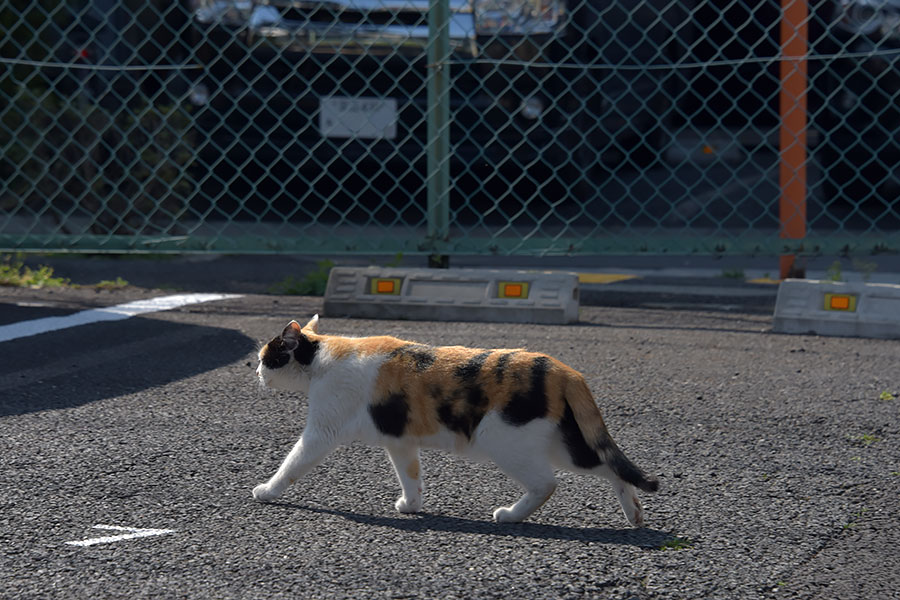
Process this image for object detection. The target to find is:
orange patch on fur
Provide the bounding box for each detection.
[315,328,594,441]
[318,334,410,361]
[406,459,420,481]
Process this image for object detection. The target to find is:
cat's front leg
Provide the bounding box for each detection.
[253,431,336,502]
[385,444,423,514]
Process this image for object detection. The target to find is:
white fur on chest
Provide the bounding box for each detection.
[305,346,385,442]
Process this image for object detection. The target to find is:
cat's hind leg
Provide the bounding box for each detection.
[252,431,337,502]
[477,417,558,523]
[550,440,646,528]
[385,443,423,514]
[613,479,644,528]
[490,457,557,523]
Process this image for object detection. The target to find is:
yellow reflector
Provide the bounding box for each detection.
[369,278,402,295]
[498,281,529,299]
[824,293,857,312]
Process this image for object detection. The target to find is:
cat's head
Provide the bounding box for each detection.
[256,315,320,392]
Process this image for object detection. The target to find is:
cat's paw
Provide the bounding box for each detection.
[395,496,422,514]
[492,506,523,523]
[252,483,280,502]
[624,496,644,528]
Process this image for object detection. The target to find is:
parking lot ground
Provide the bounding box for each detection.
[1,284,898,599]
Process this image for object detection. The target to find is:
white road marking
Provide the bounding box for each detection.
[0,293,242,343]
[66,524,175,547]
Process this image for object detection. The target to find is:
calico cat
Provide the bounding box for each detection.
[253,315,658,526]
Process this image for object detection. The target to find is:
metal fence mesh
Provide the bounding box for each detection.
[2,0,899,256]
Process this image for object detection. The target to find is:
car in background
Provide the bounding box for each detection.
[46,0,192,107]
[816,0,900,219]
[188,0,682,224]
[676,0,900,222]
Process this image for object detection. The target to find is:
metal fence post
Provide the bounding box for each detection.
[426,0,451,254]
[779,0,809,279]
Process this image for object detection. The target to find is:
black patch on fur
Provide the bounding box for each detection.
[494,351,516,383]
[407,346,435,372]
[436,352,492,439]
[465,383,488,410]
[502,356,550,425]
[455,351,491,382]
[292,336,319,366]
[558,404,659,492]
[261,338,291,369]
[390,344,435,372]
[606,447,660,493]
[369,393,409,437]
[559,402,602,469]
[437,401,476,439]
[438,382,490,439]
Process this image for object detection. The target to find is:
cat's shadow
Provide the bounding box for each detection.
[269,501,670,547]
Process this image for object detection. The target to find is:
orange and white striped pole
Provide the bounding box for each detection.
[779,0,809,279]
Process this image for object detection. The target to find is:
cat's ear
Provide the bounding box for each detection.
[303,314,319,334]
[281,321,303,351]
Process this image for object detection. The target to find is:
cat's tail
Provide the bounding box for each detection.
[564,377,659,493]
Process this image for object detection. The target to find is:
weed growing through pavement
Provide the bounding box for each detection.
[1,253,136,290]
[270,260,335,296]
[659,535,694,551]
[825,260,843,282]
[382,252,404,268]
[270,254,404,296]
[848,433,881,447]
[852,258,877,281]
[0,253,68,288]
[94,277,130,290]
[879,390,896,401]
[842,508,869,530]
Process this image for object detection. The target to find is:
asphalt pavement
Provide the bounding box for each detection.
[2,255,899,599]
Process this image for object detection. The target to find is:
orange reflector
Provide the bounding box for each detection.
[824,293,857,312]
[498,281,529,299]
[504,284,523,297]
[830,296,849,310]
[369,278,402,295]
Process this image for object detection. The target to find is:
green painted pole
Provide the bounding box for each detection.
[426,0,451,254]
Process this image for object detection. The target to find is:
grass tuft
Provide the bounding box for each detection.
[848,433,881,447]
[270,260,334,296]
[94,277,130,290]
[0,254,69,288]
[659,535,694,551]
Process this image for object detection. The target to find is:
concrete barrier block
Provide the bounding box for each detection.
[773,278,900,339]
[323,267,579,324]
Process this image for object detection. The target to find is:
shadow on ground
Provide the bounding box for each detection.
[270,501,673,548]
[0,315,256,417]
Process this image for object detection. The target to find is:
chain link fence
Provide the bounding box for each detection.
[2,0,899,256]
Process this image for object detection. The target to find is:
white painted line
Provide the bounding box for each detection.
[0,293,242,343]
[66,524,175,547]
